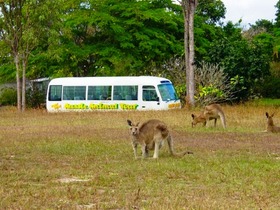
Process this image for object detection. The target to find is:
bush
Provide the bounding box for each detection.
[0,88,17,106]
[194,62,236,106]
[256,76,280,98]
[26,87,46,108]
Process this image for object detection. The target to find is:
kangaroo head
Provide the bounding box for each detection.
[191,113,207,127]
[191,114,199,127]
[127,119,140,136]
[266,112,275,126]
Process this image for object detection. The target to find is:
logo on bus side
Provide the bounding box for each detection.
[168,103,181,109]
[120,103,138,110]
[89,103,118,110]
[51,103,138,110]
[51,103,61,109]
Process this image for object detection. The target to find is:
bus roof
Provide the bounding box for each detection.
[48,76,172,86]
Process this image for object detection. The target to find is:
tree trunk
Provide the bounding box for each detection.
[188,0,196,106]
[181,0,197,107]
[182,0,190,107]
[15,54,22,112]
[22,58,27,111]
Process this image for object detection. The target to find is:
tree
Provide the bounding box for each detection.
[194,0,226,62]
[275,0,280,28]
[181,0,198,107]
[1,0,26,111]
[1,0,39,111]
[207,21,272,101]
[0,0,65,111]
[38,0,184,77]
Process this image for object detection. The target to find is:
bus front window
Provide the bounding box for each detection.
[49,85,62,101]
[158,84,179,101]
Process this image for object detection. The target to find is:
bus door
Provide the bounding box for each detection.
[141,85,161,110]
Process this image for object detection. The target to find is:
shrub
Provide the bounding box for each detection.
[194,62,236,106]
[256,76,280,98]
[0,88,17,106]
[26,87,46,108]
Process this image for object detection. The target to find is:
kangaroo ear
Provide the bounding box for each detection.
[191,114,195,119]
[265,112,269,118]
[127,120,132,126]
[271,112,275,117]
[136,122,140,126]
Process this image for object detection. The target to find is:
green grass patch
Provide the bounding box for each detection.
[249,98,280,107]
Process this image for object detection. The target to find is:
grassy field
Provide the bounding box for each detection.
[0,104,279,209]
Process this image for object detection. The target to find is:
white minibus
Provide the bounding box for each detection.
[46,76,181,112]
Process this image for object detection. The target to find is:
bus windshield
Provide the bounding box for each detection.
[158,83,179,101]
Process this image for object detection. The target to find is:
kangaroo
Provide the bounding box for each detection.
[265,112,280,133]
[127,119,192,159]
[191,104,226,129]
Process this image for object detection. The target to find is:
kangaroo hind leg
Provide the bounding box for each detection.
[153,141,161,159]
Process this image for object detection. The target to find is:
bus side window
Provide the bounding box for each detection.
[63,86,85,100]
[125,86,138,100]
[49,85,62,101]
[143,86,158,101]
[100,86,112,100]
[74,86,86,100]
[88,86,112,100]
[113,91,122,100]
[113,85,138,101]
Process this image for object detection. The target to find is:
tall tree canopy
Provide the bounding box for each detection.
[37,0,184,77]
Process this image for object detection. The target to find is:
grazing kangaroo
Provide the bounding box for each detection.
[191,104,226,129]
[265,112,280,133]
[127,119,192,159]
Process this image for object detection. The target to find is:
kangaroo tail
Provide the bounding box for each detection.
[167,135,193,157]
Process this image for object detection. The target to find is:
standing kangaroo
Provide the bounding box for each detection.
[265,112,280,133]
[127,119,192,159]
[191,104,226,129]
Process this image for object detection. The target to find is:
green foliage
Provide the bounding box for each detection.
[230,75,247,91]
[0,40,15,83]
[272,28,280,61]
[197,84,224,98]
[26,87,46,108]
[174,84,186,105]
[195,0,226,24]
[0,88,17,106]
[250,19,274,34]
[275,0,280,28]
[207,20,273,101]
[255,76,280,99]
[35,0,184,77]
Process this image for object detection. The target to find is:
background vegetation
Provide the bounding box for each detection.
[0,104,279,209]
[1,0,280,107]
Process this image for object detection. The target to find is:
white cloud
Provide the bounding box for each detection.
[222,0,278,25]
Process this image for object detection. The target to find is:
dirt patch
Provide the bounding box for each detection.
[57,177,91,183]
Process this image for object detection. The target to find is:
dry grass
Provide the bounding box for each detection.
[0,104,280,209]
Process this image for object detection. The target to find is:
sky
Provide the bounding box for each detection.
[222,0,278,26]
